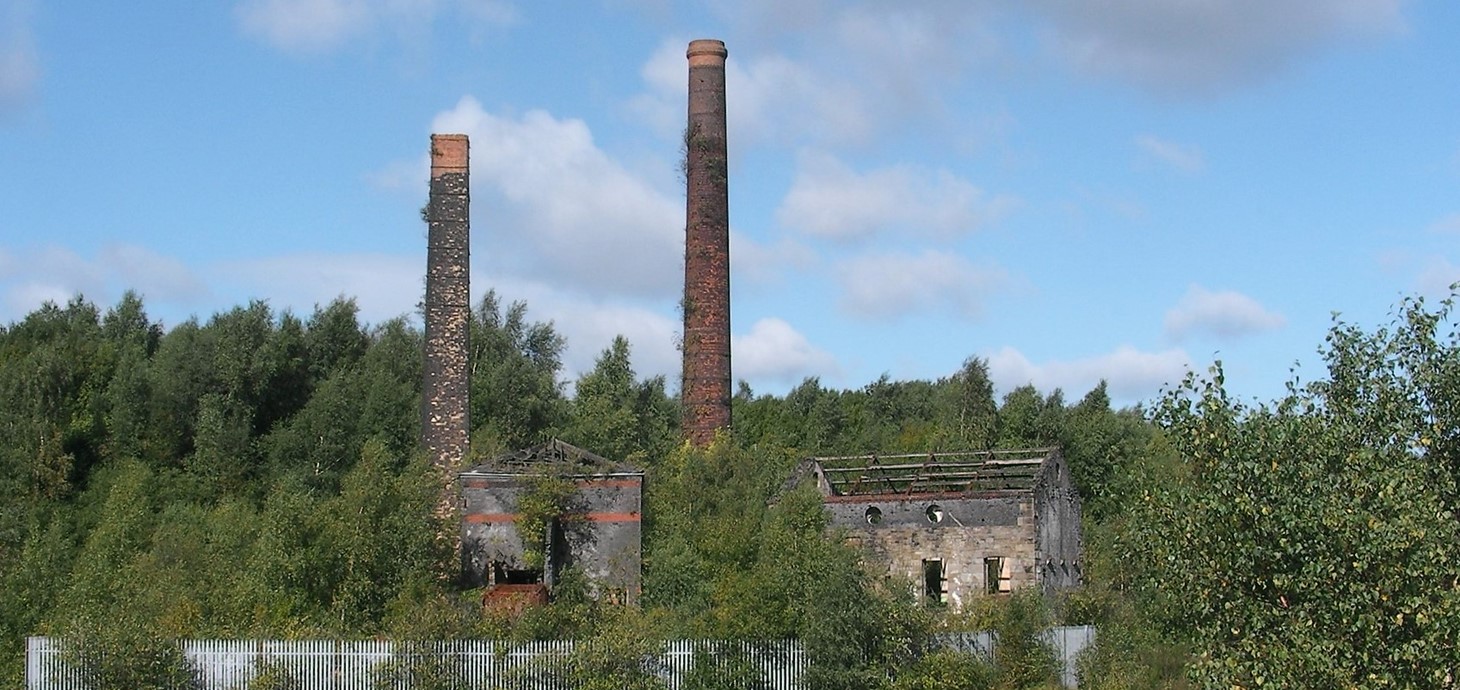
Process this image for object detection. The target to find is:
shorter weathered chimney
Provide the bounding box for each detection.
[423,134,470,474]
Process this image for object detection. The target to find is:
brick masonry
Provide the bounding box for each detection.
[424,134,471,531]
[682,39,732,447]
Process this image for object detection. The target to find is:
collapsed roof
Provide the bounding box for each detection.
[803,447,1059,497]
[461,438,639,476]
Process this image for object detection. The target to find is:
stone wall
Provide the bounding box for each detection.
[1034,455,1083,592]
[827,494,1040,609]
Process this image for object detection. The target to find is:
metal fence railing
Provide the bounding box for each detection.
[25,638,806,690]
[27,626,1093,689]
[934,625,1095,688]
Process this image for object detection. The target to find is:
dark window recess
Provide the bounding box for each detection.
[865,506,883,525]
[922,559,946,604]
[492,562,544,585]
[984,557,1012,594]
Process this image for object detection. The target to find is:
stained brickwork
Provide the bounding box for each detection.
[682,39,732,447]
[424,134,470,528]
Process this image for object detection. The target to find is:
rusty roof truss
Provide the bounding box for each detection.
[811,448,1054,497]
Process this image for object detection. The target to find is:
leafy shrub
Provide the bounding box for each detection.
[57,628,200,690]
[242,658,303,690]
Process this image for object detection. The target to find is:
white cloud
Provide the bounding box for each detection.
[777,151,1014,242]
[163,249,685,388]
[0,0,39,113]
[5,282,69,316]
[1416,257,1460,297]
[710,2,1001,112]
[457,0,515,24]
[628,37,876,148]
[705,0,831,35]
[363,155,428,193]
[235,0,373,53]
[1021,0,1405,95]
[234,0,515,54]
[0,244,209,325]
[1135,134,1204,173]
[214,252,422,326]
[836,250,1005,320]
[626,5,1019,152]
[485,276,681,386]
[431,96,682,298]
[730,231,816,287]
[102,245,209,304]
[986,344,1192,404]
[732,317,840,387]
[1427,213,1460,235]
[1164,285,1286,342]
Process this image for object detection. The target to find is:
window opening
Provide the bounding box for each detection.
[922,559,947,604]
[864,506,883,525]
[492,562,545,585]
[926,504,944,523]
[984,557,1012,594]
[503,568,544,585]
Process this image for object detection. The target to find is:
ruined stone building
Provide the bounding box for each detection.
[458,440,644,605]
[797,448,1082,608]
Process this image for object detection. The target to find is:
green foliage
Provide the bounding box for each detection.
[680,643,771,690]
[891,649,996,690]
[563,335,677,465]
[469,292,568,453]
[240,659,303,690]
[0,515,76,685]
[369,643,472,690]
[989,593,1060,689]
[1128,293,1460,688]
[318,441,450,632]
[933,357,999,451]
[514,474,576,571]
[56,621,201,690]
[1072,587,1189,690]
[0,290,1172,685]
[996,385,1063,448]
[548,611,667,690]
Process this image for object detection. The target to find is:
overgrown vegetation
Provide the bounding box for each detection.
[4,288,1457,688]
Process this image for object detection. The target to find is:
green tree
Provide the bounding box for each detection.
[934,357,999,450]
[1129,293,1460,688]
[304,297,368,383]
[469,292,567,453]
[997,385,1056,447]
[564,336,676,465]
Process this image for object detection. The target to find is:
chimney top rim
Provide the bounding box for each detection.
[686,39,728,60]
[431,133,470,141]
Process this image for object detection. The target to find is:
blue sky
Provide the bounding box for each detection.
[1,0,1457,408]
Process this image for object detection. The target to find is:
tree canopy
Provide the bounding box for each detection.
[8,288,1453,687]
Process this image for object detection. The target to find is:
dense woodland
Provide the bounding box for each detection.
[2,288,1458,689]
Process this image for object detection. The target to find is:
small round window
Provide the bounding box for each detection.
[926,504,944,523]
[864,506,883,525]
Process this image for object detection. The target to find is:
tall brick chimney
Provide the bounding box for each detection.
[682,39,731,447]
[423,134,470,474]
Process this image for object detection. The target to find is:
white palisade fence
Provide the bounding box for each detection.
[27,627,1092,689]
[26,637,806,690]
